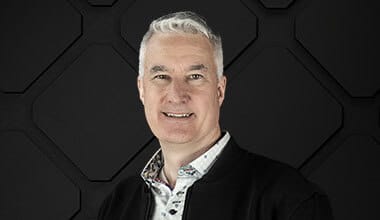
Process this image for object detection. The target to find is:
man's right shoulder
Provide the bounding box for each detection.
[98,175,148,220]
[111,175,146,195]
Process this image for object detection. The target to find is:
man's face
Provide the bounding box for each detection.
[137,33,226,146]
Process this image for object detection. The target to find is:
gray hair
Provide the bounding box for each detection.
[138,11,223,79]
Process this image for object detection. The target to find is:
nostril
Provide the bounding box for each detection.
[167,92,190,103]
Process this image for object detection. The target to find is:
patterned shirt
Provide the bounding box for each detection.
[141,132,231,220]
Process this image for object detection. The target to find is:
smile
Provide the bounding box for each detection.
[163,112,194,118]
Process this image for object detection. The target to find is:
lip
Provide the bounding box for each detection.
[161,111,195,120]
[163,112,193,116]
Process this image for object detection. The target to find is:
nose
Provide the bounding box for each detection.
[166,79,190,104]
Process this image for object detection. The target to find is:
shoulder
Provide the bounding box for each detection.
[98,175,146,219]
[113,175,145,193]
[242,150,324,196]
[105,175,146,204]
[219,137,321,195]
[239,150,330,217]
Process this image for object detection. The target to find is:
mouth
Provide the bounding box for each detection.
[162,112,194,118]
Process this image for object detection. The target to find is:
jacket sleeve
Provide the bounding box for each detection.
[289,192,334,220]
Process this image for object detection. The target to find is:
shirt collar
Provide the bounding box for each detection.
[187,131,230,177]
[141,132,231,184]
[141,149,164,184]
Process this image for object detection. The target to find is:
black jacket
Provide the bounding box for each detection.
[98,137,333,220]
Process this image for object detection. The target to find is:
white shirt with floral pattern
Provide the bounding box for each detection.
[141,132,231,220]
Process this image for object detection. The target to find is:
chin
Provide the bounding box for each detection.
[156,130,196,145]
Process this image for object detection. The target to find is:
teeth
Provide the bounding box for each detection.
[165,112,192,118]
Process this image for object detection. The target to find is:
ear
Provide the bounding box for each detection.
[137,77,144,105]
[217,75,227,106]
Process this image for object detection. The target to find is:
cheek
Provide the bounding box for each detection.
[142,90,158,114]
[144,97,159,115]
[195,91,220,114]
[143,85,161,104]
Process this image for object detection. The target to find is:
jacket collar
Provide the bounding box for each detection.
[197,136,247,183]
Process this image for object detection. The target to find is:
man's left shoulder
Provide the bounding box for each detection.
[240,148,326,197]
[240,149,333,217]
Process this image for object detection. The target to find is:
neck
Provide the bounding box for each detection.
[159,127,222,188]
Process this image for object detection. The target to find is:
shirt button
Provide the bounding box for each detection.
[176,191,184,196]
[169,209,177,215]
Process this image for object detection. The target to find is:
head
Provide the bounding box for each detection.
[138,11,224,79]
[137,11,227,147]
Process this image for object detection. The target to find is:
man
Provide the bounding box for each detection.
[98,11,333,220]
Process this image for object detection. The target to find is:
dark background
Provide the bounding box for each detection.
[1,0,379,219]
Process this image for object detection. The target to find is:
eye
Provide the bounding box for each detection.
[189,74,204,80]
[153,74,169,80]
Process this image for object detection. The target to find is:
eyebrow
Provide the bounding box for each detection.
[150,65,169,74]
[149,64,208,74]
[188,64,208,72]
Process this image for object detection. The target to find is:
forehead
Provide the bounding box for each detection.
[144,33,215,65]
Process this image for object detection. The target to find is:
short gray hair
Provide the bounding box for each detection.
[138,11,223,79]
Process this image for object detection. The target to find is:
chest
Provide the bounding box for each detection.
[146,181,257,220]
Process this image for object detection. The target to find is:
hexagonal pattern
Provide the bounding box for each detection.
[296,0,380,97]
[0,0,81,93]
[221,47,342,167]
[33,44,151,181]
[0,1,377,218]
[121,0,257,67]
[259,0,295,9]
[87,0,117,6]
[0,131,79,219]
[310,136,380,220]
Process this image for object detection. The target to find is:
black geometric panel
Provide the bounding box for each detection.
[296,0,380,97]
[0,0,81,93]
[87,0,117,7]
[310,136,380,220]
[33,44,151,181]
[121,0,257,67]
[221,47,342,167]
[0,131,79,220]
[259,0,295,9]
